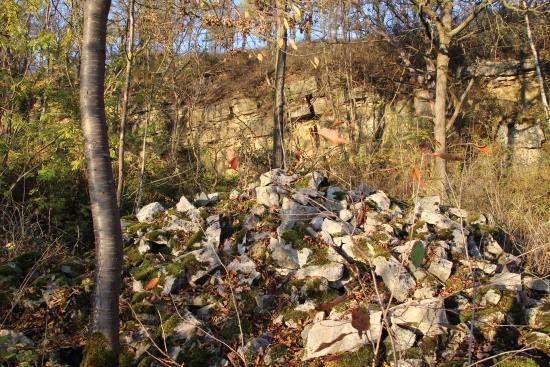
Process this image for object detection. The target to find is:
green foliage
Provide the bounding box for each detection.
[410,240,425,268]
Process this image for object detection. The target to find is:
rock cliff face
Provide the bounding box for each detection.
[172,59,548,173]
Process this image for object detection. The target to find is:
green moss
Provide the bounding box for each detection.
[177,347,215,367]
[14,251,42,271]
[123,244,142,264]
[0,290,12,307]
[370,231,390,243]
[180,253,208,275]
[280,229,308,250]
[119,348,135,367]
[265,344,288,365]
[466,213,482,223]
[332,190,347,200]
[410,220,429,239]
[357,238,391,259]
[80,332,116,367]
[240,289,260,314]
[137,356,155,367]
[125,223,154,236]
[306,247,331,266]
[526,331,550,356]
[183,229,204,247]
[292,176,313,189]
[495,356,538,367]
[282,278,339,304]
[199,208,209,220]
[234,227,247,245]
[129,261,157,282]
[220,318,252,339]
[144,230,169,242]
[0,263,17,276]
[324,347,374,367]
[165,262,186,277]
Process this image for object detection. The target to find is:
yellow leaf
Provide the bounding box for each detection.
[257,53,263,62]
[277,38,284,48]
[289,38,298,50]
[244,10,250,19]
[283,17,290,30]
[292,4,302,21]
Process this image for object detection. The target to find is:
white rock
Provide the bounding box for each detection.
[480,289,502,307]
[339,209,354,222]
[176,196,201,221]
[292,193,310,205]
[311,217,324,231]
[294,263,344,282]
[303,311,383,359]
[297,248,313,267]
[227,255,260,285]
[372,256,416,302]
[389,324,416,352]
[137,202,165,223]
[390,298,448,336]
[367,191,391,211]
[490,272,522,291]
[428,257,453,282]
[524,277,550,292]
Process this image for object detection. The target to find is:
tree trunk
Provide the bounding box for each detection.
[116,0,136,209]
[272,0,287,169]
[433,2,453,199]
[80,0,122,361]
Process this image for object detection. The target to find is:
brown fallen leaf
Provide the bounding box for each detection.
[412,166,426,187]
[317,128,349,145]
[315,294,349,312]
[428,152,465,161]
[228,157,239,170]
[351,307,371,338]
[470,143,493,153]
[295,151,303,161]
[144,277,160,290]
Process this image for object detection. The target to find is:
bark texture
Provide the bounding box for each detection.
[80,0,122,359]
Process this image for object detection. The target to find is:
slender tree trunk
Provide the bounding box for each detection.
[522,0,550,125]
[116,0,136,208]
[272,0,287,169]
[433,2,453,199]
[80,0,122,360]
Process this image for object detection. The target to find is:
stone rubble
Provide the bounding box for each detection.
[1,169,549,366]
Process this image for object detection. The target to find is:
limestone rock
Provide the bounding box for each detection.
[373,256,416,302]
[137,202,165,223]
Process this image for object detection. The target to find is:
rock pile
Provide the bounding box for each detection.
[122,169,550,366]
[1,169,549,366]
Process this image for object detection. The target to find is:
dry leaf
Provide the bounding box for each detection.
[244,10,250,19]
[412,166,426,187]
[289,38,298,50]
[292,4,302,21]
[257,53,263,62]
[283,17,290,30]
[317,128,349,145]
[228,157,239,170]
[428,152,465,161]
[277,38,284,48]
[295,151,302,161]
[315,294,348,312]
[144,277,160,290]
[471,143,492,153]
[351,307,371,338]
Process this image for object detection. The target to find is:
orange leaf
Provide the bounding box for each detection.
[428,152,465,161]
[228,157,239,170]
[144,277,160,290]
[351,307,371,338]
[295,151,303,161]
[412,166,426,187]
[317,128,349,145]
[470,144,492,153]
[315,294,348,312]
